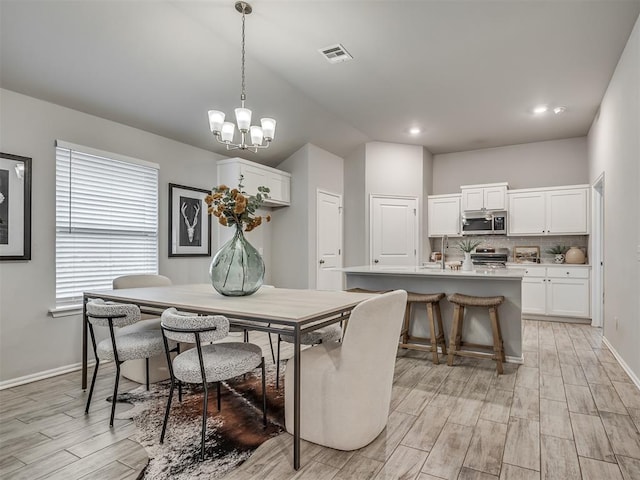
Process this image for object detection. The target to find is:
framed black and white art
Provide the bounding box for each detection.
[0,152,32,261]
[168,183,211,257]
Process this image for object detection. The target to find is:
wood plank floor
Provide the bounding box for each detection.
[2,321,640,480]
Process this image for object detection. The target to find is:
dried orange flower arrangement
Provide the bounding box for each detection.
[204,176,270,232]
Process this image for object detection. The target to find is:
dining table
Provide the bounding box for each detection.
[81,283,375,470]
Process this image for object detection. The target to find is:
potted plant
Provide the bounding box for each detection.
[458,239,481,271]
[546,245,568,264]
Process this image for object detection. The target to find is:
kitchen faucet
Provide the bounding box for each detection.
[441,235,448,269]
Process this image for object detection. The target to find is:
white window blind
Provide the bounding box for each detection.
[55,143,159,306]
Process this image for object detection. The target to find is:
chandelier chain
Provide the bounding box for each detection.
[240,5,246,102]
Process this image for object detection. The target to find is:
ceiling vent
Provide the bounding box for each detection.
[319,43,353,64]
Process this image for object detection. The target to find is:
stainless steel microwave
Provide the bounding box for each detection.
[461,211,507,235]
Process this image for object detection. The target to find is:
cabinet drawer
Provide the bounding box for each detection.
[546,267,589,279]
[522,266,546,278]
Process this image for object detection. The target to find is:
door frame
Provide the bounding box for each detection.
[591,173,605,328]
[369,194,419,266]
[316,189,343,290]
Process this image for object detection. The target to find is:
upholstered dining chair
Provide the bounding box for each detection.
[112,274,174,386]
[85,298,168,427]
[275,322,342,389]
[284,289,408,451]
[159,307,267,461]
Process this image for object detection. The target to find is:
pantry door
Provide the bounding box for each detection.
[370,195,418,266]
[316,190,343,290]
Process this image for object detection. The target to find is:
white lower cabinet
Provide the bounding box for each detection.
[521,266,590,318]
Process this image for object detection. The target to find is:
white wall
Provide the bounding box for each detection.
[343,144,366,267]
[269,146,310,288]
[587,16,640,381]
[433,137,589,194]
[271,143,343,288]
[0,89,225,383]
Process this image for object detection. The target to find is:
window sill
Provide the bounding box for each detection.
[49,305,83,318]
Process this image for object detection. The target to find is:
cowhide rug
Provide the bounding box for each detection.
[115,367,285,479]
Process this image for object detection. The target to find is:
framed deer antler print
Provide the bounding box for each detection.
[168,183,212,257]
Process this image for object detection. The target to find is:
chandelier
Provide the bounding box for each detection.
[208,1,276,152]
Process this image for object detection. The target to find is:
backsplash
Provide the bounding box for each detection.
[430,235,589,264]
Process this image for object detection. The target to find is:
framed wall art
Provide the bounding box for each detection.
[514,246,540,264]
[168,183,212,257]
[0,152,32,261]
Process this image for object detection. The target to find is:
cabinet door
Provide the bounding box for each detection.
[484,186,506,210]
[546,278,590,318]
[522,278,547,315]
[546,188,588,234]
[428,195,461,236]
[267,172,289,204]
[240,164,268,196]
[508,191,546,235]
[462,188,484,211]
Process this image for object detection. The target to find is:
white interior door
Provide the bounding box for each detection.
[316,190,343,290]
[371,195,418,266]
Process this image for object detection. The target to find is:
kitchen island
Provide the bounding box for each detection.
[341,265,526,361]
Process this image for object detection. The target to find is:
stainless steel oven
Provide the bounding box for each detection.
[461,211,507,235]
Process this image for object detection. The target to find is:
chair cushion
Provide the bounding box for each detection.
[118,317,161,336]
[281,323,342,345]
[172,342,262,384]
[97,330,166,362]
[448,293,505,307]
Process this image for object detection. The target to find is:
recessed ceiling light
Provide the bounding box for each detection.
[532,105,548,115]
[553,106,567,114]
[408,127,422,135]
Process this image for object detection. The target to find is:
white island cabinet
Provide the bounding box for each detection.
[508,185,589,235]
[217,158,291,206]
[520,265,590,319]
[340,265,525,360]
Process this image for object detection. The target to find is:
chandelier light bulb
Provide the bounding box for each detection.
[533,105,548,115]
[208,110,225,133]
[261,118,276,140]
[235,107,252,131]
[221,122,235,143]
[250,126,264,145]
[206,2,276,153]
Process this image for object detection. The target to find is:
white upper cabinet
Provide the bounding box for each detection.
[546,188,589,234]
[460,183,508,211]
[217,158,291,206]
[508,185,589,236]
[428,194,461,237]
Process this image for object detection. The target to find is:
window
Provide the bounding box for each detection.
[55,141,159,306]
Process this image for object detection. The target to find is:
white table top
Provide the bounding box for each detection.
[83,284,376,326]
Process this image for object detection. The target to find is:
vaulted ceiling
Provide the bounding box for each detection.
[1,1,639,167]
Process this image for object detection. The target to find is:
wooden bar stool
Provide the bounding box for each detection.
[447,293,505,374]
[399,292,447,364]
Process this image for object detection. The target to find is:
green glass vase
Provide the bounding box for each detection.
[209,226,264,296]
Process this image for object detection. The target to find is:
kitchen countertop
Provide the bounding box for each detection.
[338,265,525,279]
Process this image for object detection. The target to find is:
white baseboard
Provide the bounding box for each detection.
[602,337,640,390]
[0,360,96,391]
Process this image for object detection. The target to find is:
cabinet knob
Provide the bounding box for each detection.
[374,259,379,264]
[319,259,325,264]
